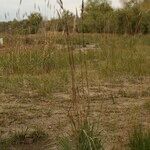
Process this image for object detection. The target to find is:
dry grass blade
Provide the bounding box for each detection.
[19,0,23,5]
[57,0,64,10]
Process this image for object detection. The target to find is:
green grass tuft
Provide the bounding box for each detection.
[0,127,48,149]
[128,126,150,150]
[59,121,103,150]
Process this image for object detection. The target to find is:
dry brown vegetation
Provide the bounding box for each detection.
[0,32,150,149]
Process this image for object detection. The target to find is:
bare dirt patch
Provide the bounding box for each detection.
[0,77,150,149]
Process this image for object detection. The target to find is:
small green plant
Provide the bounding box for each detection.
[59,121,103,150]
[59,137,72,150]
[0,127,48,149]
[128,126,150,150]
[0,138,10,150]
[10,128,29,145]
[29,127,48,143]
[78,121,103,150]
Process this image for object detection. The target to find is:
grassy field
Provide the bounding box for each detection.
[0,33,150,149]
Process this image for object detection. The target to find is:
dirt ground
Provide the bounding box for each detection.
[0,77,150,150]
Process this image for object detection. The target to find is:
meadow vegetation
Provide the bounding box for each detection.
[0,0,150,149]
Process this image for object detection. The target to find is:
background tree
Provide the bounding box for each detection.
[81,0,113,33]
[27,12,43,34]
[0,1,149,35]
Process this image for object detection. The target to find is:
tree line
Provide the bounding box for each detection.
[0,13,43,34]
[0,0,149,34]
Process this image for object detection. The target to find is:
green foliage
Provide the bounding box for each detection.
[81,0,113,33]
[128,126,150,150]
[141,11,150,34]
[0,49,69,75]
[41,0,150,34]
[78,121,103,150]
[59,121,103,150]
[80,0,150,34]
[0,12,42,34]
[0,34,149,97]
[0,0,149,34]
[27,13,43,34]
[60,10,75,32]
[59,138,72,150]
[0,127,47,149]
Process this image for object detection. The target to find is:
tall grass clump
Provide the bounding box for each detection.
[128,126,150,150]
[0,127,48,149]
[0,48,69,75]
[57,0,103,150]
[59,121,103,150]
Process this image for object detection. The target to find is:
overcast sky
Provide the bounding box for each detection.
[0,0,122,21]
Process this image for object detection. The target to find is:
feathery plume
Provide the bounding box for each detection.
[19,0,22,5]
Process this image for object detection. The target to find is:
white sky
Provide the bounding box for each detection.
[0,0,122,21]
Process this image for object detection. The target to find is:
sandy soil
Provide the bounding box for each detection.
[0,77,150,150]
